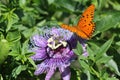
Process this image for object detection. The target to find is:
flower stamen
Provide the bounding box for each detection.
[47,37,67,50]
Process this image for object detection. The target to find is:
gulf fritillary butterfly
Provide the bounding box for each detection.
[61,4,95,39]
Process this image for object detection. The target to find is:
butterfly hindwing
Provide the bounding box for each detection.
[77,4,95,26]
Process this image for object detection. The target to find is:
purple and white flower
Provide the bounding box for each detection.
[30,26,88,80]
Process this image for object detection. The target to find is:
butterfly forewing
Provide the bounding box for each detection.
[77,5,95,38]
[77,4,95,26]
[61,24,77,33]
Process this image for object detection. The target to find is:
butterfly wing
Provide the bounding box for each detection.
[61,4,95,39]
[61,24,88,38]
[61,24,77,33]
[76,4,95,39]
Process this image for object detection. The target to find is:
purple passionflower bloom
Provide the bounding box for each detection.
[30,26,88,80]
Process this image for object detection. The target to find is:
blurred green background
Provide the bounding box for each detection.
[0,0,120,80]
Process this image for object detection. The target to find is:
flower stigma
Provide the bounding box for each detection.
[47,36,67,50]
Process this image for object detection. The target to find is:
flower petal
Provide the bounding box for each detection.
[50,27,73,41]
[82,44,89,57]
[45,68,56,80]
[59,65,71,80]
[31,35,47,48]
[34,64,47,75]
[68,51,77,62]
[51,27,60,37]
[31,48,47,61]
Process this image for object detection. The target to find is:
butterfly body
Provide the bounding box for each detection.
[61,4,95,39]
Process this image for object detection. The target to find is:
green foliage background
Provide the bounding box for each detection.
[0,0,120,80]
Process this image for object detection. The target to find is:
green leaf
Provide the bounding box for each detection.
[21,39,29,55]
[0,32,4,40]
[70,68,80,80]
[107,59,120,76]
[19,0,27,8]
[11,24,28,31]
[73,41,83,55]
[47,0,55,5]
[90,67,100,78]
[96,54,112,64]
[28,58,37,68]
[79,60,91,72]
[22,27,37,38]
[0,39,10,64]
[107,77,119,80]
[6,9,19,32]
[36,20,46,27]
[109,1,120,10]
[8,41,21,57]
[0,2,7,12]
[116,41,120,46]
[95,12,120,35]
[12,65,27,78]
[15,55,27,62]
[88,42,100,54]
[8,51,19,57]
[85,70,95,80]
[54,0,75,12]
[0,74,3,80]
[22,12,36,26]
[95,37,114,60]
[6,31,21,42]
[87,46,95,61]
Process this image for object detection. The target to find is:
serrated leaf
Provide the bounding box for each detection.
[107,59,120,76]
[73,41,83,55]
[15,65,27,74]
[8,51,19,56]
[79,60,90,71]
[95,37,114,60]
[87,46,95,61]
[88,42,100,53]
[21,39,29,55]
[6,10,19,32]
[28,58,37,68]
[96,54,112,64]
[12,65,27,78]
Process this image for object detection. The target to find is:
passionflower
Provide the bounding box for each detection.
[30,26,88,80]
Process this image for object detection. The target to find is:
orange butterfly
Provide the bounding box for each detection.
[61,4,95,39]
